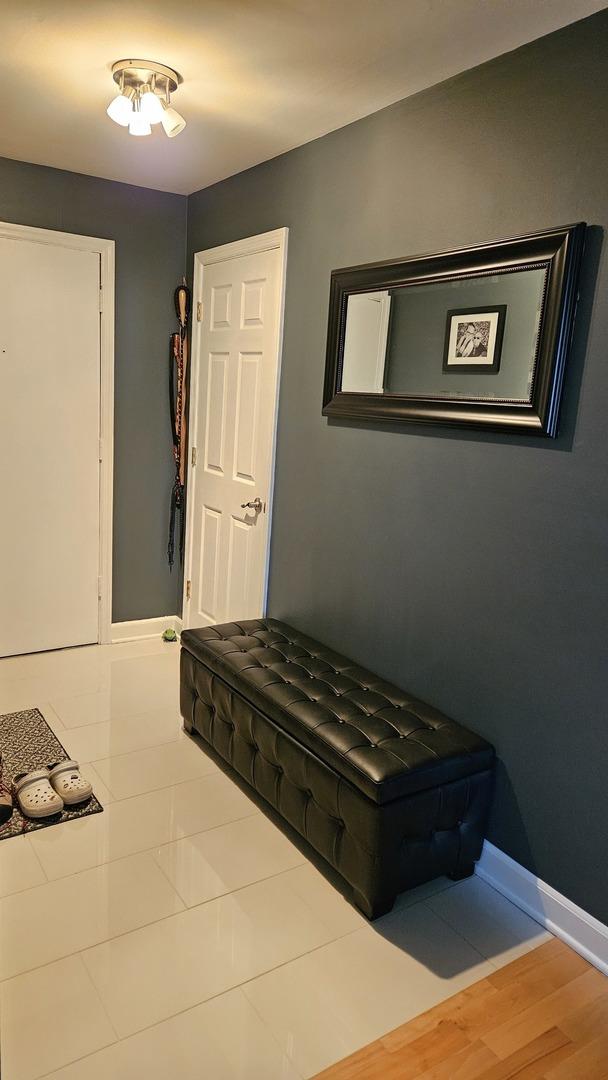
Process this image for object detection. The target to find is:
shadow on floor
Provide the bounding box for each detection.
[184,726,544,980]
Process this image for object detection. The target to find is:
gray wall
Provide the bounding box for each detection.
[187,11,608,922]
[0,157,187,621]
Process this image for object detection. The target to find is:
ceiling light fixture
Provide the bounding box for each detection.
[160,100,187,139]
[107,60,185,138]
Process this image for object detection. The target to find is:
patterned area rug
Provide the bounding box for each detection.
[0,708,103,840]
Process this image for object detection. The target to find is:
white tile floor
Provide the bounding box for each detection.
[0,639,551,1080]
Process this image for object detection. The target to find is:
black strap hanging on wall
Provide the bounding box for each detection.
[168,278,191,569]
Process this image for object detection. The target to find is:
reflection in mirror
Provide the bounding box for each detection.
[341,291,391,392]
[340,267,546,402]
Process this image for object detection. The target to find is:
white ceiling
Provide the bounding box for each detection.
[2,0,604,195]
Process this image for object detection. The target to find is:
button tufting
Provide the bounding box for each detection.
[187,618,494,811]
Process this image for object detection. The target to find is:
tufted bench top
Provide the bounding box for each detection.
[181,619,494,806]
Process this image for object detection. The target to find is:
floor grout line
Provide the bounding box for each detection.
[6,912,368,1080]
[235,984,306,1079]
[26,808,261,888]
[146,817,300,909]
[0,851,352,987]
[25,759,226,810]
[60,732,187,771]
[25,833,51,884]
[78,950,123,1043]
[419,888,550,971]
[34,891,492,1080]
[48,703,183,734]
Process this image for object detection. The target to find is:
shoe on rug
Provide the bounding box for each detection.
[0,793,12,827]
[13,768,64,819]
[0,754,12,826]
[48,761,93,806]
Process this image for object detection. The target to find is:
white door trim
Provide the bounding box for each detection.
[0,220,115,645]
[182,227,288,627]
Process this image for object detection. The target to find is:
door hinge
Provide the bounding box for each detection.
[186,580,192,600]
[191,446,197,466]
[98,576,103,600]
[196,301,203,322]
[99,287,104,313]
[99,438,103,462]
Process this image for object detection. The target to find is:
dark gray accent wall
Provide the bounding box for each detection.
[0,157,187,621]
[187,11,608,922]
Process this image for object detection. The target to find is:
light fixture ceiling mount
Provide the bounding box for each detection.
[107,59,186,138]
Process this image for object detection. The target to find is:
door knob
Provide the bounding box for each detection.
[241,497,263,512]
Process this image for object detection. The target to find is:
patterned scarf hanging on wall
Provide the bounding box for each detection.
[168,278,191,568]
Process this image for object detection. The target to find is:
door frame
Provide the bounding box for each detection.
[182,227,289,628]
[0,220,115,645]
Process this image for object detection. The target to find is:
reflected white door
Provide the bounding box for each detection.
[0,236,101,656]
[341,290,391,392]
[184,230,287,628]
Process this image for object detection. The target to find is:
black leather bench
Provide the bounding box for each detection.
[180,619,495,918]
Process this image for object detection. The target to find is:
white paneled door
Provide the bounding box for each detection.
[184,230,287,629]
[0,233,103,656]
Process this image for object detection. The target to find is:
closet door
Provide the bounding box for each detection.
[0,235,101,656]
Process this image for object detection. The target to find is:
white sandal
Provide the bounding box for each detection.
[48,761,93,806]
[13,768,64,819]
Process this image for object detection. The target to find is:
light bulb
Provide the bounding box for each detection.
[129,110,152,137]
[140,88,164,124]
[107,91,134,127]
[160,102,186,138]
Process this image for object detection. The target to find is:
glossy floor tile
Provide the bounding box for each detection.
[262,862,366,938]
[0,955,116,1080]
[425,873,551,967]
[44,987,301,1080]
[29,773,258,880]
[83,871,344,1037]
[92,738,218,799]
[153,812,305,905]
[0,640,551,1080]
[57,705,184,762]
[0,851,184,980]
[243,904,494,1077]
[0,836,46,898]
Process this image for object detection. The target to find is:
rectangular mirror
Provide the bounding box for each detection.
[323,223,585,436]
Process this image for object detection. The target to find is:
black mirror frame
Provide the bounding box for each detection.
[322,223,586,437]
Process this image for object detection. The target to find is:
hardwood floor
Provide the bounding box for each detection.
[315,939,608,1079]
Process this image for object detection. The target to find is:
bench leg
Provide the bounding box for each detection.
[183,714,194,735]
[352,887,396,921]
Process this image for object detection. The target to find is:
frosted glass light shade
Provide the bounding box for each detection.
[107,93,134,127]
[161,103,186,138]
[140,89,164,124]
[129,112,152,137]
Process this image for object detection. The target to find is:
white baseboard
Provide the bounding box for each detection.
[476,841,608,976]
[111,615,182,643]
